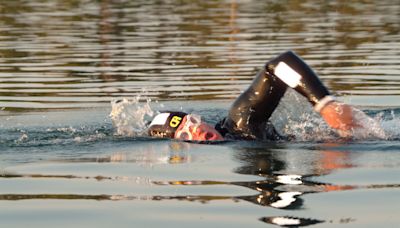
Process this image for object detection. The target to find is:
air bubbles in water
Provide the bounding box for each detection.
[110,96,154,137]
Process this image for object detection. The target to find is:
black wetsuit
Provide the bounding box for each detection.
[215,51,331,141]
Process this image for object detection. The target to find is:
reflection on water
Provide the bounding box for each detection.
[2,138,400,226]
[260,216,324,227]
[0,0,399,110]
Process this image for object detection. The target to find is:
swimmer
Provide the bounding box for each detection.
[147,51,379,141]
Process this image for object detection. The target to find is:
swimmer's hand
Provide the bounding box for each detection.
[320,101,359,132]
[319,101,386,139]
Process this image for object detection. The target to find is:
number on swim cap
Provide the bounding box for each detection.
[169,116,182,128]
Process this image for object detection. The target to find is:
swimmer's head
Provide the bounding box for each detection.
[148,111,223,141]
[148,111,188,138]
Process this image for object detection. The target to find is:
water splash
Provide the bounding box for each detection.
[110,96,154,137]
[338,107,387,140]
[281,112,337,142]
[278,109,393,142]
[271,91,394,141]
[381,110,400,140]
[16,130,29,143]
[271,91,335,141]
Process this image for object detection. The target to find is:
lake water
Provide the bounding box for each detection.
[1,0,400,227]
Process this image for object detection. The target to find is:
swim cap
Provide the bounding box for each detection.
[148,111,188,138]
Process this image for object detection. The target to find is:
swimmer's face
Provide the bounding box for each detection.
[174,115,223,141]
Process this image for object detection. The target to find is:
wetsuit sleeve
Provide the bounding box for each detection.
[265,51,333,109]
[216,51,332,140]
[217,68,288,140]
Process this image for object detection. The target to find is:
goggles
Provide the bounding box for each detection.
[174,114,202,140]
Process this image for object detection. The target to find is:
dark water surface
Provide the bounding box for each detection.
[1,0,400,227]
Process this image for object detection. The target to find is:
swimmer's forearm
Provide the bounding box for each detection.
[265,51,331,106]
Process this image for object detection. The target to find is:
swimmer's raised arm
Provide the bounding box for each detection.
[265,51,364,135]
